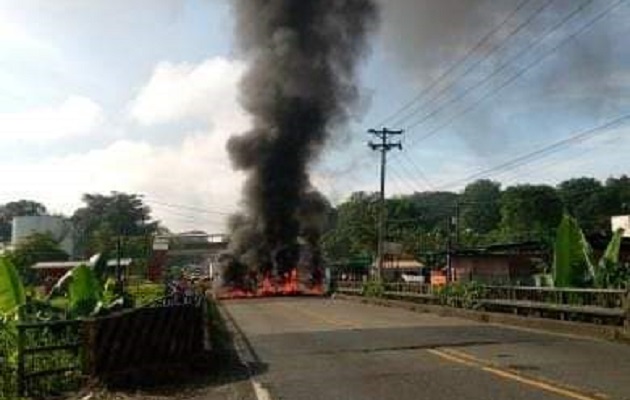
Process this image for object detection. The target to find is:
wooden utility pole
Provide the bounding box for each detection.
[368,128,403,280]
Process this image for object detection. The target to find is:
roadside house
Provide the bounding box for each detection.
[450,241,548,285]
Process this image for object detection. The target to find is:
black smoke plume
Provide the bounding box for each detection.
[225,0,378,275]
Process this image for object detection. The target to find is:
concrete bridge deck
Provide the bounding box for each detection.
[223,297,630,400]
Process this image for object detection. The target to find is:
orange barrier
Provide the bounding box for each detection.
[431,271,447,286]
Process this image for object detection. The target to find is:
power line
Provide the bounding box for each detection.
[393,0,555,129]
[438,112,630,190]
[388,167,416,195]
[492,144,592,185]
[387,156,432,194]
[406,0,623,148]
[404,0,598,144]
[375,0,534,128]
[149,205,228,223]
[144,198,235,216]
[390,162,426,194]
[400,152,434,190]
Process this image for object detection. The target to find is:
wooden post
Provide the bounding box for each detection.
[82,319,97,379]
[202,299,211,351]
[16,325,25,397]
[624,290,630,331]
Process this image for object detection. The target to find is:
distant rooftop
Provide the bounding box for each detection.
[32,258,133,270]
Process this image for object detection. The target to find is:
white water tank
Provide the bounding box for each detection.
[11,215,74,256]
[611,215,630,237]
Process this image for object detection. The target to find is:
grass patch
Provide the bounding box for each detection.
[127,282,165,306]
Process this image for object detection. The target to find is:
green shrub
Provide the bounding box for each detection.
[361,280,385,298]
[128,282,165,306]
[435,282,484,309]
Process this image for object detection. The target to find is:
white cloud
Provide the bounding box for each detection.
[0,130,246,233]
[129,57,246,126]
[0,56,250,233]
[0,96,104,142]
[0,11,59,56]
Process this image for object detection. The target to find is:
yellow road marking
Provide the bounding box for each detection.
[441,348,609,400]
[428,348,603,400]
[426,349,478,368]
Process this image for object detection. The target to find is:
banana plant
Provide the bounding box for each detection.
[553,214,594,287]
[0,257,26,321]
[67,264,103,318]
[594,228,625,288]
[553,214,627,288]
[49,264,129,317]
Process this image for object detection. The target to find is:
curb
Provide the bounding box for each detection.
[216,302,273,400]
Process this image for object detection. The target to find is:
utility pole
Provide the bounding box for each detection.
[455,200,461,247]
[368,128,403,280]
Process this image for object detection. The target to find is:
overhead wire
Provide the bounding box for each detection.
[400,152,434,190]
[388,163,425,194]
[405,0,623,149]
[374,0,534,128]
[387,167,412,195]
[144,198,235,216]
[437,112,630,190]
[499,130,624,187]
[393,0,553,129]
[382,0,560,188]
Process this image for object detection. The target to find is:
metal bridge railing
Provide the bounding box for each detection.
[335,280,630,326]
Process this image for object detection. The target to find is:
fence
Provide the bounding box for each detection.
[83,294,205,380]
[0,293,206,398]
[0,325,18,398]
[336,281,630,326]
[17,320,84,398]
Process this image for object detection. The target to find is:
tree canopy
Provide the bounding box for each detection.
[460,179,501,235]
[322,175,630,265]
[499,184,563,240]
[0,200,48,242]
[6,232,69,285]
[72,192,157,257]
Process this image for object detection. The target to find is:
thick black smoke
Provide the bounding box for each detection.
[226,0,378,273]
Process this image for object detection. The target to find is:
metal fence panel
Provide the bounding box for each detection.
[17,320,84,397]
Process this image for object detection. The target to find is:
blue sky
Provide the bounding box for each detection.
[0,0,629,232]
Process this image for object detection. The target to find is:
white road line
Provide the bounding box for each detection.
[252,380,273,400]
[219,303,274,400]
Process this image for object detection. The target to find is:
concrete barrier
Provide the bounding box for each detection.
[336,293,630,344]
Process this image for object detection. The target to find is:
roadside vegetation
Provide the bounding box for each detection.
[323,176,630,269]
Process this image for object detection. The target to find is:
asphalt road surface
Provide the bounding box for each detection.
[223,297,630,400]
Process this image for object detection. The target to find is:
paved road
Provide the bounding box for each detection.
[223,297,630,400]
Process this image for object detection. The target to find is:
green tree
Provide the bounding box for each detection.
[322,192,379,262]
[599,175,630,226]
[72,192,156,257]
[460,179,501,235]
[0,200,48,242]
[408,191,458,232]
[500,184,563,241]
[6,232,69,285]
[322,191,460,262]
[557,177,605,234]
